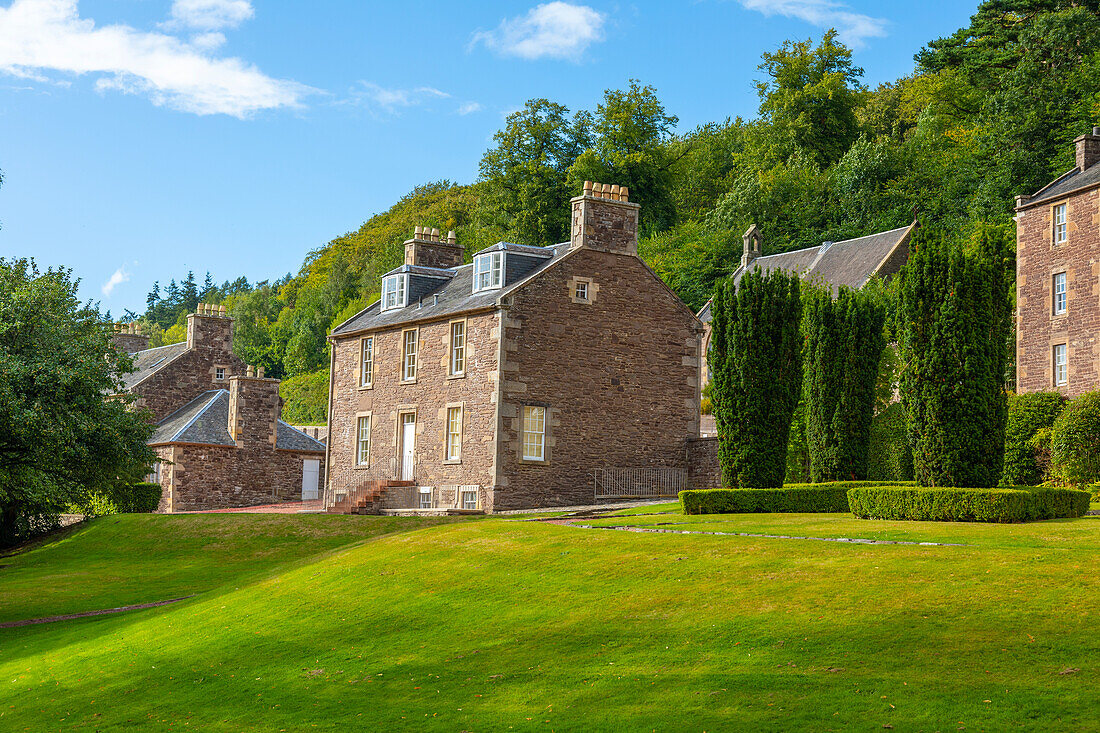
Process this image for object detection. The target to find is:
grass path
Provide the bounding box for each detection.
[2,511,1099,730]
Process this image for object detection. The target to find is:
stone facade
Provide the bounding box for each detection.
[126,306,325,511]
[1016,129,1100,397]
[326,181,703,511]
[130,312,247,422]
[112,325,150,354]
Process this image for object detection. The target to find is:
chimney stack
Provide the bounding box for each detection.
[186,302,233,350]
[741,224,763,269]
[569,180,640,255]
[227,366,280,449]
[111,322,150,354]
[1075,127,1100,172]
[404,225,464,269]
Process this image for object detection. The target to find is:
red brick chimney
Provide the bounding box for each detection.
[112,322,149,353]
[569,181,640,255]
[404,226,464,268]
[227,365,280,449]
[1075,127,1100,172]
[186,303,233,350]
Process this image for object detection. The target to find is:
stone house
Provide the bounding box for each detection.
[325,182,704,512]
[1015,128,1100,397]
[113,307,326,512]
[695,221,916,395]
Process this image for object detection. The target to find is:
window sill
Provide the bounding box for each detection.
[401,379,418,386]
[358,384,374,391]
[444,459,462,465]
[446,372,466,380]
[354,464,371,470]
[520,457,547,465]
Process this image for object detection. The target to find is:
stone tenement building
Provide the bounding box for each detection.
[113,307,325,512]
[695,221,916,394]
[325,182,703,512]
[1016,128,1100,397]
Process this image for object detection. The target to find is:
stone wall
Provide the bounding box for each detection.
[569,185,640,255]
[327,311,499,510]
[130,314,246,421]
[1017,185,1100,397]
[162,444,323,511]
[686,437,720,489]
[112,332,150,354]
[495,247,702,509]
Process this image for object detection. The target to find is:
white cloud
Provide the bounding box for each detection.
[348,81,449,114]
[457,101,481,115]
[470,2,606,61]
[168,0,253,32]
[101,266,129,297]
[0,0,313,117]
[738,0,887,48]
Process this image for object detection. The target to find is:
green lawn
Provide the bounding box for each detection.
[2,511,1099,730]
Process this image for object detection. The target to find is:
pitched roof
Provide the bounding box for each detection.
[121,342,188,390]
[699,224,914,324]
[1023,163,1100,207]
[149,389,325,452]
[332,242,570,336]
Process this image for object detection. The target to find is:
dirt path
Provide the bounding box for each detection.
[0,596,196,629]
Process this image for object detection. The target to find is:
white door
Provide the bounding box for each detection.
[302,459,320,500]
[401,415,416,480]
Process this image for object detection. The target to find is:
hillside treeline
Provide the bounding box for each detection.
[134,0,1100,423]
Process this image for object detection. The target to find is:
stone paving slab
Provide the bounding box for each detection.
[554,521,968,547]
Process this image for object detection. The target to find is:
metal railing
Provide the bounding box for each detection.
[594,467,685,499]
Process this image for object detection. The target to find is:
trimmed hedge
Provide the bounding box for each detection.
[867,402,913,482]
[1051,390,1100,487]
[1002,391,1065,486]
[846,486,1089,523]
[113,482,163,513]
[679,482,913,515]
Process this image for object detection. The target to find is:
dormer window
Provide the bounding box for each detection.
[381,274,407,311]
[473,252,503,293]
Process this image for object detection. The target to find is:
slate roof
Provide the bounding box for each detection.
[699,224,914,324]
[1024,163,1100,206]
[333,242,570,336]
[122,342,188,390]
[382,264,457,279]
[149,389,325,452]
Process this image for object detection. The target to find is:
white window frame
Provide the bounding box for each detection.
[1054,204,1067,245]
[215,367,225,380]
[473,252,504,293]
[1054,344,1068,387]
[522,406,546,462]
[402,328,418,382]
[381,274,408,311]
[461,488,478,510]
[419,486,433,509]
[356,414,371,466]
[360,336,374,387]
[449,320,466,376]
[445,406,463,462]
[1054,273,1067,316]
[576,281,589,301]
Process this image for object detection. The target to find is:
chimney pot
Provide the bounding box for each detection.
[620,186,629,202]
[610,184,620,201]
[257,365,264,378]
[431,227,440,241]
[247,365,255,377]
[447,230,456,244]
[414,225,422,237]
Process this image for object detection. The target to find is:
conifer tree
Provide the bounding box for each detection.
[802,283,887,482]
[710,268,803,488]
[898,228,1010,487]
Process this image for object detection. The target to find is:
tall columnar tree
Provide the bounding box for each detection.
[710,268,803,488]
[897,228,1011,487]
[0,259,157,546]
[802,283,888,482]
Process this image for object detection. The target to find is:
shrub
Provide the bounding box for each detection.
[679,481,912,515]
[1001,391,1065,486]
[897,227,1010,487]
[710,268,803,488]
[802,284,887,482]
[866,402,913,482]
[1051,390,1100,487]
[111,482,163,513]
[846,486,1089,523]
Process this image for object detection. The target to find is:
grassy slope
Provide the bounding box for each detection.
[0,514,1098,730]
[0,513,463,623]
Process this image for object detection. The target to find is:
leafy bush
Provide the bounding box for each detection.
[280,369,330,425]
[679,481,912,515]
[1002,392,1065,486]
[867,402,913,481]
[1051,391,1100,487]
[846,486,1089,523]
[113,483,163,513]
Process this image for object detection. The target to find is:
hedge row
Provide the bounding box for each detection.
[112,482,163,513]
[846,486,1089,523]
[679,482,913,515]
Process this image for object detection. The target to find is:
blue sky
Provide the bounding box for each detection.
[0,0,977,316]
